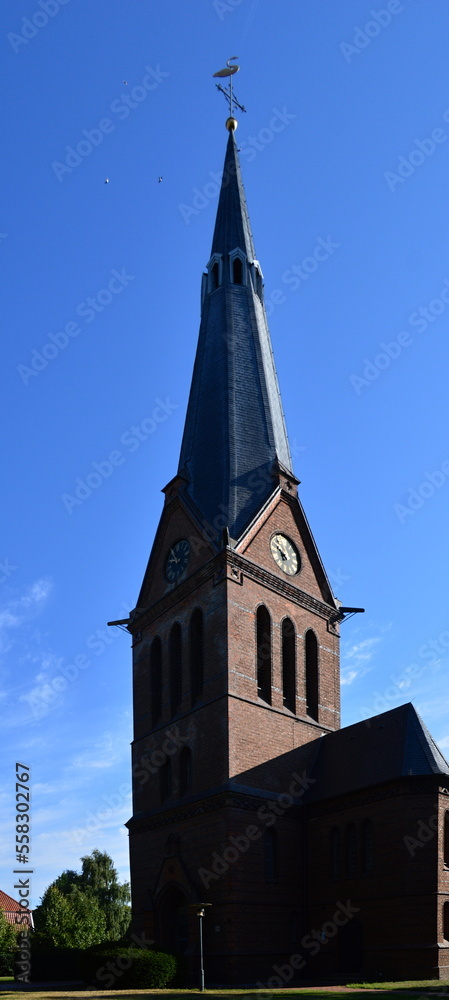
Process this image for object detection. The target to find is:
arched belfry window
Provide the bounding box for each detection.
[160,758,172,803]
[253,262,263,298]
[346,823,357,878]
[208,255,222,292]
[256,605,271,704]
[211,261,219,289]
[444,901,449,942]
[190,609,204,705]
[264,828,278,880]
[232,257,243,284]
[282,618,296,713]
[305,629,319,721]
[444,811,449,868]
[169,623,182,717]
[179,747,192,795]
[362,820,374,873]
[330,827,341,878]
[150,637,162,726]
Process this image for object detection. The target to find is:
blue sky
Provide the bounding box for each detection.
[2,0,449,907]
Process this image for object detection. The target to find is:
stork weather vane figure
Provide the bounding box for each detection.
[213,57,246,128]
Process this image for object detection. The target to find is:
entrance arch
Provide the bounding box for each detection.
[157,885,189,953]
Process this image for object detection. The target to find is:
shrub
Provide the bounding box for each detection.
[81,945,178,989]
[0,951,15,976]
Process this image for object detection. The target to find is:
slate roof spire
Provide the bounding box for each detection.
[178,122,294,540]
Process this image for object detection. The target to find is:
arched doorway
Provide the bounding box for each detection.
[157,886,188,953]
[338,919,364,974]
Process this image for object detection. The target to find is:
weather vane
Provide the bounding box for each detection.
[213,57,246,127]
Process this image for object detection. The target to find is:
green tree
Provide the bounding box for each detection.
[0,909,18,952]
[33,850,130,948]
[78,849,131,940]
[33,884,107,948]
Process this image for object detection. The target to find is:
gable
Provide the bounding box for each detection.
[236,490,336,608]
[136,496,216,611]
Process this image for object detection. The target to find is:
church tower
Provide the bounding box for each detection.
[126,119,341,981]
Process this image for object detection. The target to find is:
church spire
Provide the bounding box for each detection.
[178,122,293,541]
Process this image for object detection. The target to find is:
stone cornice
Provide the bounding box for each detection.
[129,548,336,638]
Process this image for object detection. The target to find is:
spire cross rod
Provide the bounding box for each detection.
[213,57,246,118]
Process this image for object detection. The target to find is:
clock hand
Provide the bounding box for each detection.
[276,544,287,560]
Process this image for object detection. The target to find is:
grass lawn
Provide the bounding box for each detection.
[0,987,448,999]
[0,989,446,1000]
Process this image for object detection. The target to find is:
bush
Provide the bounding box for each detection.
[0,951,15,976]
[81,945,178,989]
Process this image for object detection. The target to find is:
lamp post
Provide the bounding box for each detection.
[189,903,211,991]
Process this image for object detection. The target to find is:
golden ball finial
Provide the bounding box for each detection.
[226,116,238,132]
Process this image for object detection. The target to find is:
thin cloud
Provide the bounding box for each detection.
[341,635,382,686]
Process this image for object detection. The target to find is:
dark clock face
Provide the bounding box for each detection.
[165,539,190,582]
[270,533,300,576]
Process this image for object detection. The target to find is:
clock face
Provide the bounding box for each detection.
[270,533,300,576]
[165,539,191,583]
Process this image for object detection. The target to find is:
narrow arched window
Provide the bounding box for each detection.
[289,911,300,945]
[256,605,271,704]
[232,257,243,284]
[150,637,162,726]
[211,261,219,290]
[362,820,374,873]
[179,747,192,795]
[346,823,357,878]
[264,828,278,880]
[330,827,341,878]
[444,811,449,868]
[160,759,172,803]
[169,623,182,716]
[282,618,296,713]
[190,609,204,705]
[444,902,449,942]
[305,630,319,721]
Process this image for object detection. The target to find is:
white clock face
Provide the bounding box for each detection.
[270,534,300,576]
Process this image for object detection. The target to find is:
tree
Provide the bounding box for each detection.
[34,884,107,948]
[78,849,131,940]
[33,850,131,948]
[0,909,18,952]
